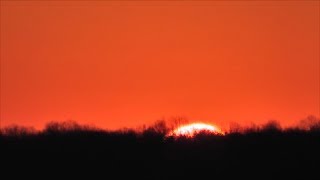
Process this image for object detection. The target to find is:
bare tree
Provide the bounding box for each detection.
[298,115,320,131]
[168,116,189,131]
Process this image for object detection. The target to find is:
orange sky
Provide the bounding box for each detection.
[1,1,319,130]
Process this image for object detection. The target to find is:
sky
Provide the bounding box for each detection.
[1,1,319,130]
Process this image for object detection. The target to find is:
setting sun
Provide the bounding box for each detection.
[1,1,318,179]
[169,123,224,137]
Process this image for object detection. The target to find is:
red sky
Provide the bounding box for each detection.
[1,1,319,130]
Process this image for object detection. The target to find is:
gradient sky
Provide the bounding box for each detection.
[1,1,319,130]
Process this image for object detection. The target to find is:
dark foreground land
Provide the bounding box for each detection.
[1,120,320,180]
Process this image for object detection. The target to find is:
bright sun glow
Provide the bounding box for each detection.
[169,123,224,137]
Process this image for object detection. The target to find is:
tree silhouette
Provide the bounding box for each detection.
[1,116,320,180]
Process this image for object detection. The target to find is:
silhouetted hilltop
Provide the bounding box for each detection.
[1,116,320,180]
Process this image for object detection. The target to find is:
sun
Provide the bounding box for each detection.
[168,123,224,137]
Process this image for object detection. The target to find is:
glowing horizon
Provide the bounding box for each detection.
[169,123,225,137]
